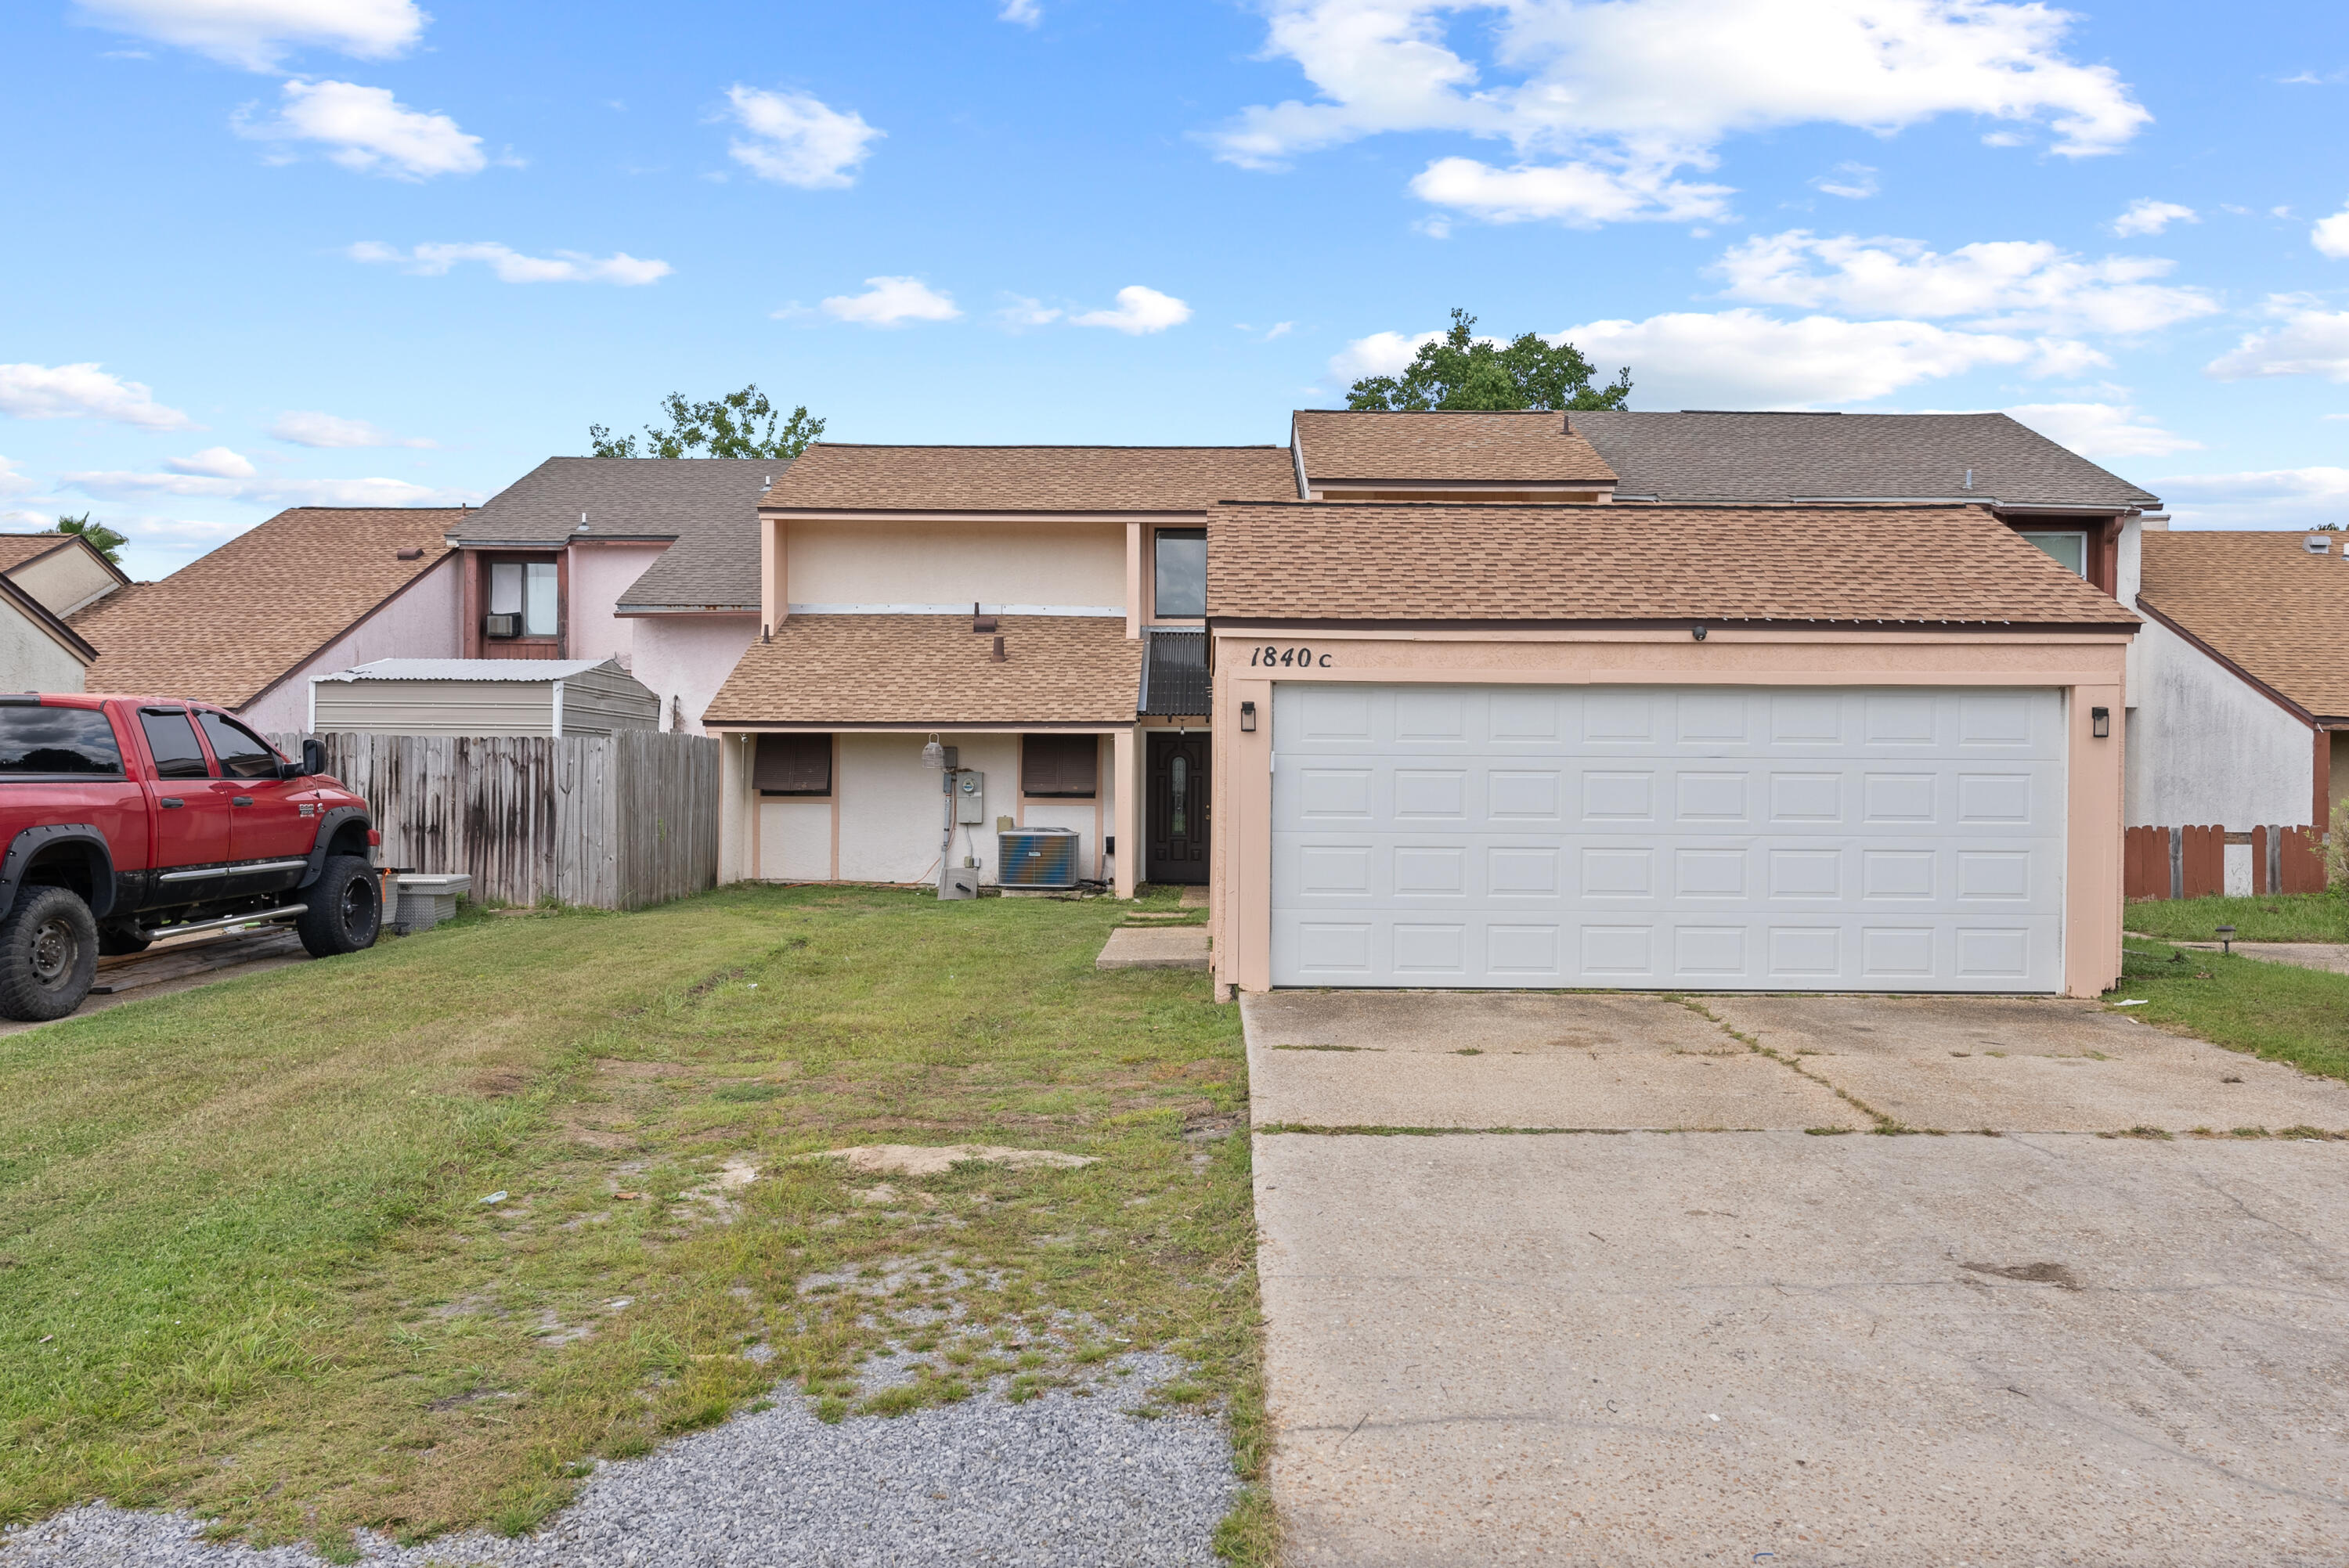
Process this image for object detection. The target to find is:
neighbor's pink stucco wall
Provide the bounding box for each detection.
[1208,628,2133,1001]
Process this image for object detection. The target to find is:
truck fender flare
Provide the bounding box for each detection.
[296,806,373,889]
[0,824,117,921]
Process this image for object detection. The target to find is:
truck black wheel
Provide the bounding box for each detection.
[98,925,151,957]
[295,854,381,957]
[0,885,99,1022]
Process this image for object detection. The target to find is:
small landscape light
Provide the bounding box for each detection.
[1239,701,1257,733]
[2091,705,2110,739]
[2216,924,2235,956]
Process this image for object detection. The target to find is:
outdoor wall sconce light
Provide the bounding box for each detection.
[1692,624,1708,641]
[2091,706,2110,739]
[1240,701,1257,732]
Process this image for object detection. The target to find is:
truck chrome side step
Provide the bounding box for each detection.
[139,905,307,943]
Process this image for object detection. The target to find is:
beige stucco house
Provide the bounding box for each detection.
[700,410,2155,1000]
[0,532,125,693]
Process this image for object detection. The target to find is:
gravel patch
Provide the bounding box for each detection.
[0,1358,1237,1568]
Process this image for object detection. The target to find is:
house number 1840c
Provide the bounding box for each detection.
[1248,646,1330,668]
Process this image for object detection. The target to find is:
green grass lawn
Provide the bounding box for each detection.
[2123,892,2349,944]
[0,886,1267,1561]
[2109,937,2349,1087]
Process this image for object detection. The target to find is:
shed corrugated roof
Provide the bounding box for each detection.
[318,658,621,683]
[1566,411,2158,509]
[760,445,1297,513]
[1206,500,2142,626]
[2138,531,2349,720]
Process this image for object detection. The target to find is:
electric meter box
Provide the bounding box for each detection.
[954,770,986,824]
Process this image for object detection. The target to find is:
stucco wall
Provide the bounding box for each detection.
[2124,614,2313,828]
[756,798,832,880]
[567,543,669,664]
[630,615,757,734]
[245,554,461,733]
[0,601,88,693]
[785,519,1124,611]
[11,546,121,618]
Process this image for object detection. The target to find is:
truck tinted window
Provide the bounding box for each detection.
[139,710,210,780]
[0,706,124,777]
[198,712,283,780]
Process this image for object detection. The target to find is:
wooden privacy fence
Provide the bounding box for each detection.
[268,730,720,910]
[2123,824,2329,900]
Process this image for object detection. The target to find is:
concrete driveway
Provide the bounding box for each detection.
[1246,991,2349,1566]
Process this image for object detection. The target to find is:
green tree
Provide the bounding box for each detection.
[589,385,824,460]
[51,512,127,566]
[1346,309,1632,413]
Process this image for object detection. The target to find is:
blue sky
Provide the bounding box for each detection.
[4,0,2346,578]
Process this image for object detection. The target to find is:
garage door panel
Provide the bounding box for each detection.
[1272,684,2066,992]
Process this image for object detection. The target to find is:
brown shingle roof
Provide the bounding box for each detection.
[1293,410,1618,485]
[73,507,462,708]
[705,615,1141,725]
[2138,531,2349,720]
[1207,500,2141,627]
[761,445,1297,513]
[0,535,74,574]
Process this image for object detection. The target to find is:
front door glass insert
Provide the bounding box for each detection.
[1170,755,1188,836]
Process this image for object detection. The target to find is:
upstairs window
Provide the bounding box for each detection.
[755,734,832,796]
[489,560,561,636]
[2022,532,2087,576]
[1023,734,1099,798]
[0,706,123,777]
[1153,528,1206,619]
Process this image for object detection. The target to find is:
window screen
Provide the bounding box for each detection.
[199,712,283,780]
[0,706,123,776]
[525,561,559,636]
[1153,528,1207,618]
[1023,734,1098,798]
[139,709,210,780]
[755,734,832,795]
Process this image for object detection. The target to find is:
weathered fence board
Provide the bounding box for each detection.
[269,731,718,910]
[2124,823,2334,900]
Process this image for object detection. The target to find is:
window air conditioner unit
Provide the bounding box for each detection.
[483,612,521,638]
[998,827,1080,889]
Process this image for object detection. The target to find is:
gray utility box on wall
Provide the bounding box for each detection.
[954,771,986,824]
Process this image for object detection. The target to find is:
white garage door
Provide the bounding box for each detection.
[1270,684,2066,992]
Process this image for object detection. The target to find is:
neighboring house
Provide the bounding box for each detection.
[311,658,660,737]
[2127,529,2349,832]
[441,459,772,734]
[72,506,463,727]
[699,414,2142,999]
[0,532,129,692]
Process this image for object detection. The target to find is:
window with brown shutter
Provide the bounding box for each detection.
[1022,734,1098,798]
[756,734,833,796]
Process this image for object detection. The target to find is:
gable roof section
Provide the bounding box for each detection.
[0,571,97,665]
[453,457,775,547]
[705,615,1142,726]
[1207,500,2142,627]
[0,535,74,574]
[1292,409,1617,485]
[2138,531,2349,721]
[73,507,461,708]
[1566,412,2159,510]
[762,445,1297,513]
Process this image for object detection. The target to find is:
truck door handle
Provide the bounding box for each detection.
[233,796,254,806]
[160,798,185,808]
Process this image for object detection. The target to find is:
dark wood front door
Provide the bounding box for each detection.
[1146,731,1210,885]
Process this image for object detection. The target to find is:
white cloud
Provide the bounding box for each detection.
[2312,202,2349,260]
[236,79,485,179]
[0,362,195,431]
[1000,0,1041,23]
[2205,305,2349,382]
[63,467,480,507]
[2156,467,2349,530]
[2002,402,2201,459]
[1070,286,1193,334]
[1408,155,1732,226]
[164,445,257,478]
[1262,321,1295,341]
[0,457,36,499]
[723,87,881,189]
[1716,231,2219,335]
[2113,198,2196,237]
[1811,162,1878,200]
[997,296,1063,328]
[1552,309,2098,409]
[269,409,433,448]
[73,0,424,70]
[1328,330,1443,382]
[349,241,672,285]
[822,276,962,326]
[1211,0,2147,227]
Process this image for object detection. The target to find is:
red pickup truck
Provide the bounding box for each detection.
[0,694,381,1022]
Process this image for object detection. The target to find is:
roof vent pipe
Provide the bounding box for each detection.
[2305,533,2333,553]
[1962,469,1973,491]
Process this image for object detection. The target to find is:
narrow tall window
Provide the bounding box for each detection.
[1153,528,1207,618]
[2023,532,2087,576]
[525,561,560,636]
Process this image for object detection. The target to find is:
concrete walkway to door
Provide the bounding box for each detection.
[1246,991,2349,1566]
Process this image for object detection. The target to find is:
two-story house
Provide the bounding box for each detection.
[700,410,2151,1000]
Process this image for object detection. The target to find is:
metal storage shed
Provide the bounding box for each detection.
[309,658,661,737]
